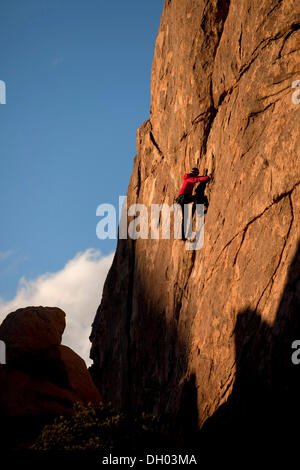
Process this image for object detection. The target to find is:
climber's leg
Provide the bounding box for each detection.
[181,195,195,239]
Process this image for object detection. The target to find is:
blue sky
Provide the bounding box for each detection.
[0,0,163,302]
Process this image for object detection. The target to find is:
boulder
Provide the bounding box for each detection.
[0,306,65,362]
[0,306,101,419]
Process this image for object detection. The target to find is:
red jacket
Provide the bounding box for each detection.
[178,173,210,195]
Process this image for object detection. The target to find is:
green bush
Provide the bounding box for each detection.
[32,402,159,452]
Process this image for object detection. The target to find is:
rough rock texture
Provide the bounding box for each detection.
[0,306,65,362]
[90,0,300,441]
[0,307,101,418]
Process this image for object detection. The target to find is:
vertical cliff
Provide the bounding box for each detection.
[90,0,300,439]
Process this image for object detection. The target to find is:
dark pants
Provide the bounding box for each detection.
[176,194,196,239]
[195,184,209,213]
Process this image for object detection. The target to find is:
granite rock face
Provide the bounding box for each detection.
[0,307,101,418]
[90,0,300,439]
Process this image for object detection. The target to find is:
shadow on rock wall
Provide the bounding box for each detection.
[202,240,300,439]
[90,238,300,448]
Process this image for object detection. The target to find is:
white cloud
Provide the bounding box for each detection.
[0,249,114,366]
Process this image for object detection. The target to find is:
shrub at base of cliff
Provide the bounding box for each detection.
[32,402,161,452]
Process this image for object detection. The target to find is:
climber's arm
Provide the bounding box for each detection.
[190,175,211,183]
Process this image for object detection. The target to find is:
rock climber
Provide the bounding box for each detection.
[176,168,211,208]
[175,168,211,240]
